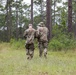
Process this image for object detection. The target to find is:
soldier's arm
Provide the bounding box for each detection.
[35,30,41,42]
[47,28,49,39]
[35,30,39,38]
[23,30,27,39]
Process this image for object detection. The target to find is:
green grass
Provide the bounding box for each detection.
[0,43,76,75]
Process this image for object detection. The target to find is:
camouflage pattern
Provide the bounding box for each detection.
[23,27,36,59]
[37,23,41,27]
[25,43,34,59]
[23,28,36,44]
[39,22,45,27]
[38,41,48,57]
[36,22,48,58]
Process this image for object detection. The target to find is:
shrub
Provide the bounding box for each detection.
[10,39,25,50]
[48,35,76,51]
[48,39,65,51]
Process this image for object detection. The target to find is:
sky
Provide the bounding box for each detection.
[23,0,67,4]
[23,0,31,4]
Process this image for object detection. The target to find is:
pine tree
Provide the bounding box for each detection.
[68,0,72,33]
[46,0,52,41]
[31,0,33,25]
[5,0,13,41]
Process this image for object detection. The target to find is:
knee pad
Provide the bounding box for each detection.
[44,48,47,53]
[29,50,34,55]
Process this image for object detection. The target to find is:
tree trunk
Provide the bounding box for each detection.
[9,2,12,39]
[31,0,33,25]
[19,8,23,38]
[68,0,72,33]
[40,0,44,21]
[16,0,19,40]
[74,2,76,38]
[6,0,12,42]
[54,0,56,25]
[46,0,52,41]
[6,0,8,41]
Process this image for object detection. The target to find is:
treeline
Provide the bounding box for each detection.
[0,0,76,44]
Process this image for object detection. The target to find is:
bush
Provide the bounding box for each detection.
[48,39,65,51]
[10,39,25,50]
[48,34,76,51]
[10,36,76,51]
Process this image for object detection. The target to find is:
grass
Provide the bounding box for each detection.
[0,43,76,75]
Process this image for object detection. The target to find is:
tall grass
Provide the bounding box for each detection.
[0,45,76,75]
[9,37,76,51]
[10,39,25,50]
[10,39,38,50]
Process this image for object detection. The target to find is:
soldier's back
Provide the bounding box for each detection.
[39,27,48,42]
[25,28,36,44]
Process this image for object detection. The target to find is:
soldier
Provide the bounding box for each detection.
[23,24,36,59]
[36,22,48,58]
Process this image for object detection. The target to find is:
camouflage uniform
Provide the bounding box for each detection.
[36,22,48,58]
[23,27,36,59]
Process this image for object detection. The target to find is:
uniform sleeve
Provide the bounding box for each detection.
[47,28,49,35]
[47,28,49,39]
[35,30,39,38]
[23,30,27,39]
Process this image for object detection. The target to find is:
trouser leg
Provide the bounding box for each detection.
[44,48,47,58]
[25,44,30,59]
[29,50,34,59]
[39,42,43,57]
[39,45,43,57]
[29,43,34,59]
[39,48,43,57]
[43,42,48,58]
[26,49,30,59]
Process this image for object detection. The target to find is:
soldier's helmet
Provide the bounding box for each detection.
[37,23,42,27]
[40,22,45,27]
